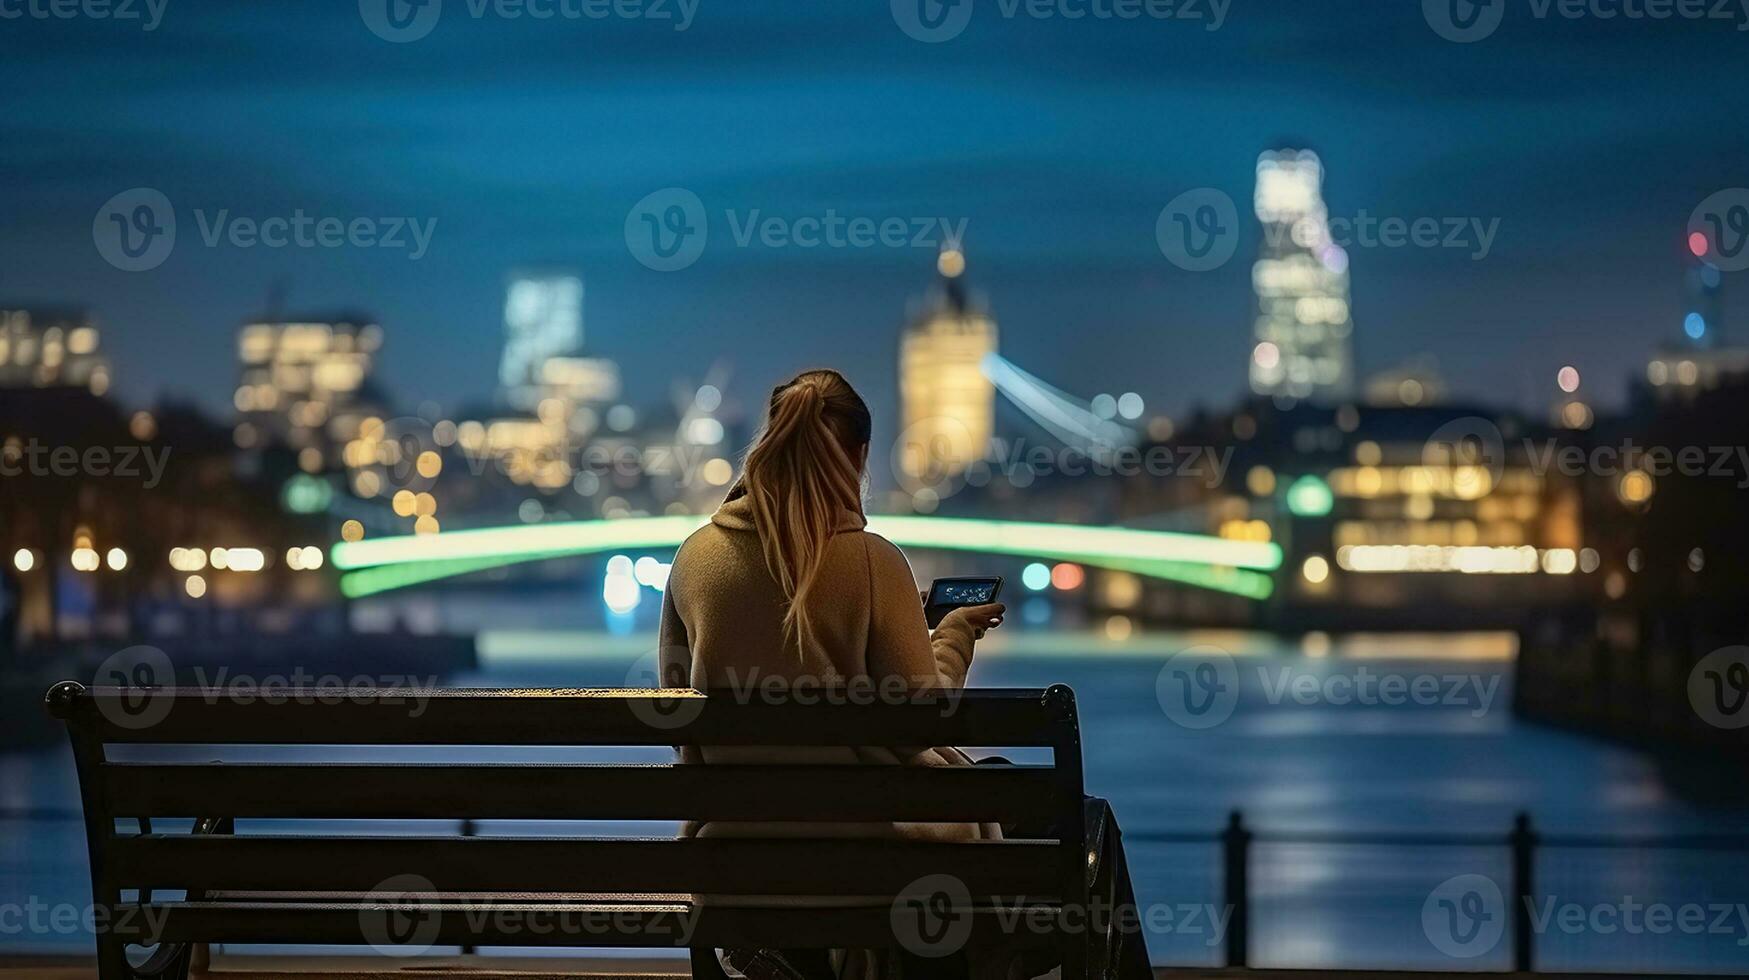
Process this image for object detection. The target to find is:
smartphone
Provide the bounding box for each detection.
[925,576,1005,629]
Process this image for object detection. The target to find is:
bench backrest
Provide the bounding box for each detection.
[48,682,1086,914]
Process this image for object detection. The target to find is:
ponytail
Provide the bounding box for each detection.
[741,370,873,657]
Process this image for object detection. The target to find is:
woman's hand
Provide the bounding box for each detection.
[940,602,1005,641]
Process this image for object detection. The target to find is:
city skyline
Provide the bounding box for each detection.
[3,0,1746,426]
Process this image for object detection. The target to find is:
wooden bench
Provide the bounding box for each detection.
[47,682,1114,980]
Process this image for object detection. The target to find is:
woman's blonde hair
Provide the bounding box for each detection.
[740,369,873,655]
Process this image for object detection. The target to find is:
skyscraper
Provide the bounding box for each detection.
[1250,148,1354,403]
[898,246,997,488]
[500,272,585,411]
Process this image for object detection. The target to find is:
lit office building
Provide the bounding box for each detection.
[461,272,621,493]
[898,246,998,487]
[0,309,109,393]
[500,272,585,411]
[235,316,383,465]
[1250,149,1354,403]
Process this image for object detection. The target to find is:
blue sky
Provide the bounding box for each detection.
[2,0,1745,428]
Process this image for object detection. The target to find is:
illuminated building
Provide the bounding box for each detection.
[899,246,998,486]
[1119,399,1588,628]
[1643,257,1745,402]
[235,315,383,464]
[1249,148,1354,403]
[500,272,588,411]
[0,309,109,393]
[464,272,623,494]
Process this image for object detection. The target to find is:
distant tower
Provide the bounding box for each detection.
[1250,148,1354,403]
[1681,252,1723,349]
[500,271,584,411]
[898,245,998,486]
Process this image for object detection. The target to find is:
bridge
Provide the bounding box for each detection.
[330,514,1281,599]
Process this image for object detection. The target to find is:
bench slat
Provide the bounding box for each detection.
[127,900,1064,950]
[103,763,1063,823]
[112,835,1063,896]
[67,688,1072,747]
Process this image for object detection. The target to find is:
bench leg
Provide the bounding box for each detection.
[95,934,127,980]
[690,946,730,980]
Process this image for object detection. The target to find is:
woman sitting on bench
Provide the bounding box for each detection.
[658,368,1151,980]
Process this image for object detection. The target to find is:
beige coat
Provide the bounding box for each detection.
[658,491,998,842]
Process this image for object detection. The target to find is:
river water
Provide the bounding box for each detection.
[5,621,1747,973]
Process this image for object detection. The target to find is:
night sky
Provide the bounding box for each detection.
[2,0,1746,430]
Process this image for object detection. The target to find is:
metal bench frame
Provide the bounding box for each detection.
[46,682,1097,980]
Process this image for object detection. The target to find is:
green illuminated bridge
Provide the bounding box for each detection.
[330,515,1282,600]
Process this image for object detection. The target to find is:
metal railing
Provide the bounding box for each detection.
[9,806,1749,972]
[1128,810,1749,973]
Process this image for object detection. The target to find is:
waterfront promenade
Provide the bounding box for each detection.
[0,958,1711,979]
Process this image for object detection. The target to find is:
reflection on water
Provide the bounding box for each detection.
[6,627,1747,972]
